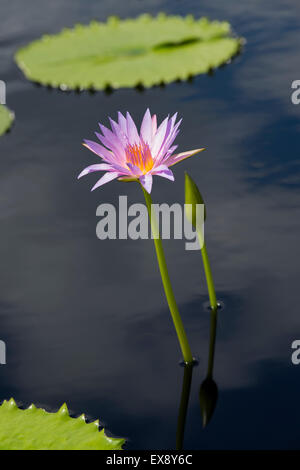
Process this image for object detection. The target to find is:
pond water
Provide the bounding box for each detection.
[1,0,300,449]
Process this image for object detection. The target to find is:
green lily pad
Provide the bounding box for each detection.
[0,398,125,450]
[15,14,242,90]
[0,105,14,135]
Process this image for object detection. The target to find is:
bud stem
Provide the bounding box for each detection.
[197,233,218,311]
[142,185,193,364]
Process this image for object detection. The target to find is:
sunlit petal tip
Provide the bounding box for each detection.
[169,112,179,128]
[90,171,120,191]
[117,111,126,123]
[152,114,157,134]
[168,148,205,167]
[83,141,93,150]
[78,163,112,179]
[126,111,140,144]
[175,117,183,129]
[140,108,153,143]
[77,169,87,179]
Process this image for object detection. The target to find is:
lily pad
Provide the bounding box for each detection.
[0,398,125,450]
[15,14,242,90]
[0,105,14,135]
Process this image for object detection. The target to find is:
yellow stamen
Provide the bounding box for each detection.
[125,142,154,174]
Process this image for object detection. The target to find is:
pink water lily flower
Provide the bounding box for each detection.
[78,109,204,193]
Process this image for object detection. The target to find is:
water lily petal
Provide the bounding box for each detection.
[83,140,115,163]
[91,171,121,191]
[78,163,114,179]
[126,162,143,176]
[152,164,175,181]
[166,148,205,167]
[151,116,169,158]
[118,112,128,134]
[164,145,178,159]
[158,129,180,164]
[109,117,127,148]
[140,108,153,144]
[155,116,179,164]
[154,145,178,168]
[152,114,157,136]
[126,112,140,145]
[98,124,125,156]
[162,118,182,155]
[139,173,153,193]
[95,131,124,165]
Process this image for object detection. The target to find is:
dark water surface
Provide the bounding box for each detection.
[1,0,300,449]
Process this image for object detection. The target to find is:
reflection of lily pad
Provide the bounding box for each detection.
[0,398,125,450]
[15,14,242,91]
[0,105,14,135]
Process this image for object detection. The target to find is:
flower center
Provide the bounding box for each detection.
[125,141,154,174]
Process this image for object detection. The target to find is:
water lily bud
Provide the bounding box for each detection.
[185,172,206,230]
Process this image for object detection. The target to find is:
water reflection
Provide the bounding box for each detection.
[199,308,219,428]
[2,0,300,451]
[176,362,194,450]
[176,306,219,449]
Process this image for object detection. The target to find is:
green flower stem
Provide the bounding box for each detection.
[197,232,218,311]
[142,186,193,364]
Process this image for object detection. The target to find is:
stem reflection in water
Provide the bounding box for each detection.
[176,363,194,450]
[176,307,220,448]
[199,307,219,428]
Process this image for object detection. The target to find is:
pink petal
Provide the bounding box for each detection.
[152,164,174,181]
[164,145,178,159]
[95,131,124,165]
[118,112,128,134]
[152,115,157,136]
[152,115,181,165]
[154,145,178,168]
[126,162,143,176]
[98,124,124,156]
[78,163,113,179]
[159,118,182,158]
[126,112,140,145]
[109,117,127,148]
[139,173,153,193]
[171,112,178,126]
[151,116,169,158]
[91,171,121,191]
[83,140,115,163]
[154,117,177,164]
[140,108,153,144]
[157,129,180,165]
[166,148,205,167]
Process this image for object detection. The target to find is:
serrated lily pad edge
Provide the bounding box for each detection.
[0,398,125,450]
[14,14,245,92]
[0,105,15,135]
